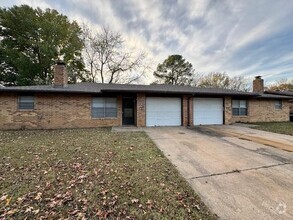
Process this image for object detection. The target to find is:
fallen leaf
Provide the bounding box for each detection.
[35,192,42,200]
[0,195,7,201]
[6,197,12,206]
[96,210,103,217]
[7,209,18,215]
[146,199,152,205]
[25,206,34,213]
[69,210,80,215]
[17,197,24,204]
[78,175,87,180]
[33,209,40,214]
[101,189,108,195]
[195,204,200,210]
[131,198,139,204]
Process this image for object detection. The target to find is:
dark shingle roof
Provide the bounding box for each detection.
[265,90,293,97]
[255,93,292,99]
[0,82,257,96]
[100,83,257,96]
[0,82,290,99]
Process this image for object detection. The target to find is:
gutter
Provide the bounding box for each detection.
[100,89,258,97]
[0,89,102,95]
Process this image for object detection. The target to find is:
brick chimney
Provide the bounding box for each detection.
[253,76,264,93]
[54,60,68,88]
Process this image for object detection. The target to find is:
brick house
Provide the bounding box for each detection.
[0,62,290,129]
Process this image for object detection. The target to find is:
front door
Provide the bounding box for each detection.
[122,98,135,125]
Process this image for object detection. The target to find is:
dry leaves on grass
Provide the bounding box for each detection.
[0,129,216,219]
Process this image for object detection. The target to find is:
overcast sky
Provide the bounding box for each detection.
[1,0,293,84]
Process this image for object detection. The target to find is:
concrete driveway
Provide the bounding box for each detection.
[145,126,293,220]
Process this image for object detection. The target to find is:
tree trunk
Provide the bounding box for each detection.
[100,63,104,83]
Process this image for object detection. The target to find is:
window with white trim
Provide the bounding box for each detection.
[92,98,117,118]
[232,100,247,116]
[18,96,34,110]
[275,100,282,110]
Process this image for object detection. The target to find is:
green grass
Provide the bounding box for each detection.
[252,122,293,136]
[0,128,216,219]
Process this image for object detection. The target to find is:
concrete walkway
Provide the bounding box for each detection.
[145,126,293,220]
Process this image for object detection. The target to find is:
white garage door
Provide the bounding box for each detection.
[193,98,223,125]
[146,97,181,126]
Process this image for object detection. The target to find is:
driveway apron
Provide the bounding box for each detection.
[145,126,293,220]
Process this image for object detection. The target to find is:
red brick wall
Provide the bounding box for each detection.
[0,93,289,130]
[0,93,122,129]
[225,97,289,123]
[136,93,146,127]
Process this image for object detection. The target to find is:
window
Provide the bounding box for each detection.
[92,98,117,118]
[232,100,247,116]
[275,100,282,110]
[18,96,34,110]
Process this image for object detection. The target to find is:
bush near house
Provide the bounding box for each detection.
[0,128,216,219]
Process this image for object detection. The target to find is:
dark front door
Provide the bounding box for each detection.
[122,98,135,125]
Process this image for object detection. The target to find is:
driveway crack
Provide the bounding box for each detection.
[189,162,292,180]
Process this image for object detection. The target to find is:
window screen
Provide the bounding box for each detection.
[232,100,247,116]
[18,96,34,110]
[275,100,282,110]
[92,98,117,118]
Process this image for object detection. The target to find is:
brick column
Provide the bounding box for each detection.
[136,93,146,127]
[224,96,232,124]
[189,97,194,126]
[182,95,188,126]
[117,96,123,126]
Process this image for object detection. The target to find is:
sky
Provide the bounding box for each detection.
[1,0,293,84]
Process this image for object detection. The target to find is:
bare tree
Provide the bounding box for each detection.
[268,78,293,91]
[82,25,146,84]
[81,24,99,82]
[228,75,251,91]
[197,72,251,91]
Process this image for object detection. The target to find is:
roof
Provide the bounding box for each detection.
[264,90,293,97]
[0,82,257,97]
[255,93,292,99]
[0,82,290,99]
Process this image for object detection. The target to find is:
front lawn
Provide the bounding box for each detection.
[252,122,293,136]
[0,128,216,219]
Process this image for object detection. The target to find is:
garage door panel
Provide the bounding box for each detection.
[146,97,181,126]
[194,98,223,125]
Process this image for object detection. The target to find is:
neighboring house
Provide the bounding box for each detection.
[264,90,293,121]
[0,62,290,129]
